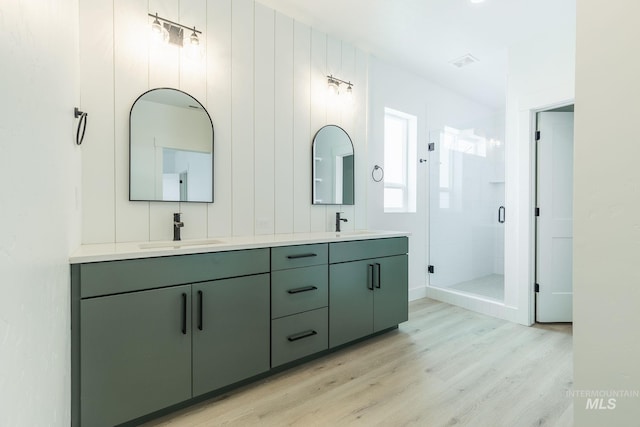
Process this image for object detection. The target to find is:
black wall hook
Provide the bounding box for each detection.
[74,107,88,145]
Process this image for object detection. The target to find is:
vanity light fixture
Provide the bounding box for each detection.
[327,75,340,97]
[151,13,163,35]
[189,27,200,46]
[344,83,354,105]
[326,75,354,100]
[150,13,168,44]
[148,13,202,48]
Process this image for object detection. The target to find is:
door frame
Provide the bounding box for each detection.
[529,101,575,324]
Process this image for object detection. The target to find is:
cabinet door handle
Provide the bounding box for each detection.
[286,253,317,259]
[197,290,203,331]
[367,264,374,290]
[287,330,318,342]
[375,263,381,289]
[498,206,506,223]
[181,293,187,335]
[287,285,318,294]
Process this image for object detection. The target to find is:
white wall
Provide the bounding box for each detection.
[367,58,499,300]
[574,0,640,423]
[0,1,81,426]
[79,0,369,244]
[504,27,576,324]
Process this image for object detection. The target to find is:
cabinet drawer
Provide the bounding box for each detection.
[80,248,270,298]
[271,308,328,367]
[271,244,328,271]
[271,265,328,319]
[329,237,408,264]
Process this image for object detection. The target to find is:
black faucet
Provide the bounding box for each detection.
[335,212,348,232]
[173,212,184,241]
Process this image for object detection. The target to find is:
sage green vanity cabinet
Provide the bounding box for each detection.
[79,249,268,298]
[72,249,270,427]
[192,274,269,396]
[80,285,192,427]
[271,264,328,318]
[271,307,329,367]
[271,243,328,270]
[372,255,409,332]
[270,244,329,367]
[72,236,408,426]
[329,237,408,348]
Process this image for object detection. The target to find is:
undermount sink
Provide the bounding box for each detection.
[139,239,225,250]
[334,230,376,237]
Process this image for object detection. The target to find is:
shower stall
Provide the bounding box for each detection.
[428,126,505,301]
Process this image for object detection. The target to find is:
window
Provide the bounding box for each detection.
[384,108,417,213]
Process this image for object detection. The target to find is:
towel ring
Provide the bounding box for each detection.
[372,165,384,182]
[75,107,88,146]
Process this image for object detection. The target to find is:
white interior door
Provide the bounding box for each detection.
[536,111,574,322]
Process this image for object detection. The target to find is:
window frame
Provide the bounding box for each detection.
[383,107,417,213]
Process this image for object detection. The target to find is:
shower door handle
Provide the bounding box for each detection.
[498,206,505,223]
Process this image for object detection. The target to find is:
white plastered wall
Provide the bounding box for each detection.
[503,27,576,325]
[573,0,640,423]
[0,1,81,425]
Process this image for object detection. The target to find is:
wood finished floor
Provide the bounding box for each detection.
[144,298,573,427]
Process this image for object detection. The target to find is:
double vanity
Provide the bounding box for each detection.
[70,231,409,426]
[69,87,408,426]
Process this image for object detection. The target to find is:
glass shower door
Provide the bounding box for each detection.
[428,127,505,301]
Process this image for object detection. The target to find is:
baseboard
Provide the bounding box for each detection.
[408,286,428,301]
[425,286,526,325]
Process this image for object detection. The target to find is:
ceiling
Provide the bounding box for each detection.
[256,0,576,109]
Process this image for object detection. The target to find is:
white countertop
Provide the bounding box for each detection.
[69,230,410,264]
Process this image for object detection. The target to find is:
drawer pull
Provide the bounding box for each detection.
[367,264,374,290]
[287,330,318,342]
[287,286,318,294]
[197,290,203,331]
[286,253,317,259]
[181,293,187,335]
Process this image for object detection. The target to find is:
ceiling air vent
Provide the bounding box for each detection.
[449,54,479,68]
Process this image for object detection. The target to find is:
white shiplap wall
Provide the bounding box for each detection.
[80,0,368,243]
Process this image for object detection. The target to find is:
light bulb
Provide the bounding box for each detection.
[150,14,168,45]
[189,28,199,46]
[344,84,354,106]
[327,79,339,96]
[185,28,203,60]
[151,14,162,34]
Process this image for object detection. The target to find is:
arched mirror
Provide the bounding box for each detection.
[312,125,354,205]
[129,88,214,202]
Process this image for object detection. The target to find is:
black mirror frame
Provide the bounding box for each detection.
[129,87,214,203]
[311,124,355,206]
